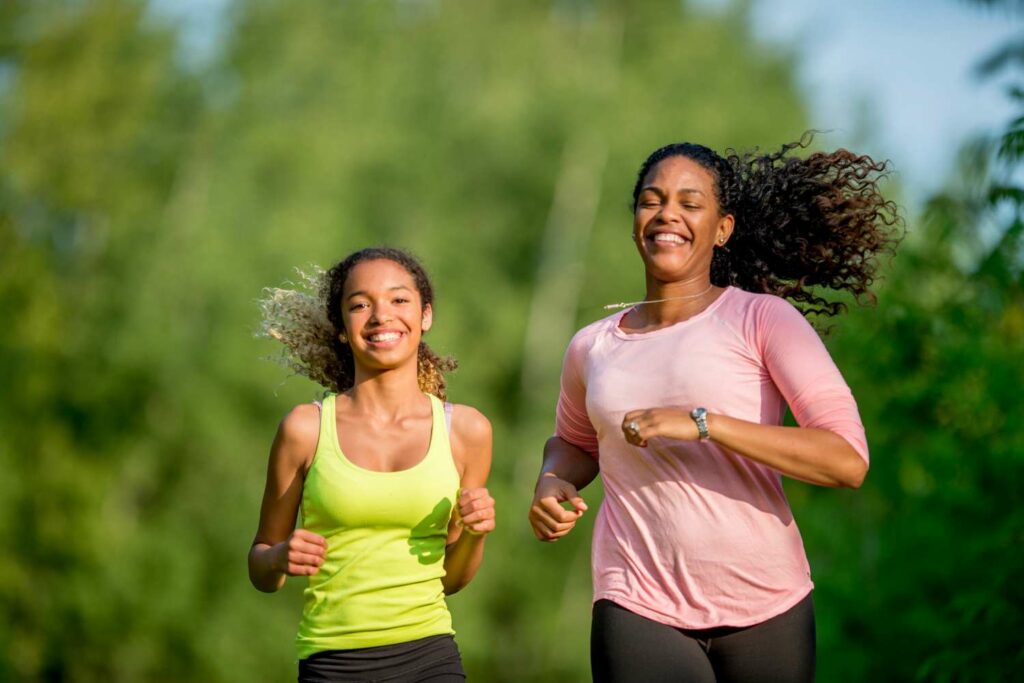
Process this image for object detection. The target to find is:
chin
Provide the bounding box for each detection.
[643,255,694,281]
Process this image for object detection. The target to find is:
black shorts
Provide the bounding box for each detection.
[298,634,465,683]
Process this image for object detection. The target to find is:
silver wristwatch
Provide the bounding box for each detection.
[690,407,710,442]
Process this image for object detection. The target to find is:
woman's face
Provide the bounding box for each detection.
[340,259,432,373]
[632,155,734,283]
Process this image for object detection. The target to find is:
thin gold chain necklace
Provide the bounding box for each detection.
[603,283,714,310]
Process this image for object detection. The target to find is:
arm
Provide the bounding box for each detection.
[442,405,494,595]
[248,404,327,593]
[621,296,868,489]
[621,410,866,488]
[529,329,601,541]
[528,435,599,541]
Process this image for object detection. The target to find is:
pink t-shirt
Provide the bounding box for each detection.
[556,286,868,629]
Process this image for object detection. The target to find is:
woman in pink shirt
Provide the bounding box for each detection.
[528,138,899,682]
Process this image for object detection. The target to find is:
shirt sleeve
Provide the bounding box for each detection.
[752,296,870,464]
[554,330,600,457]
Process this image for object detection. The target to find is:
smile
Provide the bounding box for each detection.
[647,232,691,246]
[366,331,405,344]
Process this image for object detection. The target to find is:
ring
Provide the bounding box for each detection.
[626,420,640,434]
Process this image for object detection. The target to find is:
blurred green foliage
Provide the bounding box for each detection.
[0,0,1020,681]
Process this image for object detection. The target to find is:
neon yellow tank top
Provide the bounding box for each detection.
[296,393,460,659]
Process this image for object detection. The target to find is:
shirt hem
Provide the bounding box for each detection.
[297,625,455,661]
[592,582,814,630]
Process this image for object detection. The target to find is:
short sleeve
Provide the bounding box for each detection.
[555,330,600,457]
[753,297,869,464]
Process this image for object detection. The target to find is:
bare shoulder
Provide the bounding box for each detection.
[273,403,322,469]
[280,402,321,440]
[450,403,492,448]
[449,404,492,484]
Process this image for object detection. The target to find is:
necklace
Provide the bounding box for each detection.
[603,284,714,310]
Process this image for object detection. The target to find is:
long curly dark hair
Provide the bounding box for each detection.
[322,247,457,399]
[632,133,902,316]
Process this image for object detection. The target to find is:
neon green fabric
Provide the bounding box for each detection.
[296,393,460,659]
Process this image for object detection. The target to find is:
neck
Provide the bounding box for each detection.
[348,363,424,416]
[639,273,717,325]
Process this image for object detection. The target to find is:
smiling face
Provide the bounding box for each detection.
[632,155,734,284]
[340,258,432,374]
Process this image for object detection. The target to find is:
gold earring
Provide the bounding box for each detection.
[338,333,348,343]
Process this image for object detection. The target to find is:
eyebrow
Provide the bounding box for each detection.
[346,285,414,300]
[640,186,706,196]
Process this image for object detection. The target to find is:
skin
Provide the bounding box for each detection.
[250,259,495,595]
[528,155,867,542]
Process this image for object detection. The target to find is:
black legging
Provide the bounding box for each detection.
[591,594,815,683]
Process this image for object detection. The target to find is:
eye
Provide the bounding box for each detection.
[637,192,661,208]
[393,297,411,305]
[349,302,369,312]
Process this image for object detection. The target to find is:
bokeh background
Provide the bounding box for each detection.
[2,0,1022,681]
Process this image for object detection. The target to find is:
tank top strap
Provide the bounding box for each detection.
[317,394,337,459]
[425,393,454,466]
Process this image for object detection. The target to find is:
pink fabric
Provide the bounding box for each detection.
[556,287,868,629]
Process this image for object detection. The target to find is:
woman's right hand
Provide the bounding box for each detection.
[529,475,588,542]
[275,529,327,576]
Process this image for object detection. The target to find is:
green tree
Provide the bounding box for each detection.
[791,6,1024,677]
[0,1,816,680]
[0,2,209,680]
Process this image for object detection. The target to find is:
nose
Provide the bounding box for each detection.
[369,303,394,325]
[658,201,682,223]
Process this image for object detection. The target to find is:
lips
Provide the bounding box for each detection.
[645,230,692,246]
[364,330,406,347]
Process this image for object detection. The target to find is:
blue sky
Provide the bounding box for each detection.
[160,0,1020,203]
[734,0,1021,202]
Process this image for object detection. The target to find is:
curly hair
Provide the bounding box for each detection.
[632,133,902,316]
[258,247,457,399]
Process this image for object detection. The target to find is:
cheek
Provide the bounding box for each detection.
[342,310,366,331]
[632,211,647,235]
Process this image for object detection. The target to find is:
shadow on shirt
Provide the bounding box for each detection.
[407,497,453,565]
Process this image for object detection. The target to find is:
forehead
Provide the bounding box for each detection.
[642,155,715,191]
[344,258,418,293]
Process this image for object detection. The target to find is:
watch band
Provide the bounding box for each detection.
[690,407,710,442]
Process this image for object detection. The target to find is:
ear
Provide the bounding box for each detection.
[421,303,433,333]
[716,214,735,246]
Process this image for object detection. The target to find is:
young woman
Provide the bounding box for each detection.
[251,247,495,682]
[528,138,899,682]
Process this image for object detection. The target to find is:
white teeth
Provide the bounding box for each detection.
[652,233,686,244]
[369,332,401,342]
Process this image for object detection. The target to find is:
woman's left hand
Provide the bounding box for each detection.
[621,408,699,447]
[456,487,496,537]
